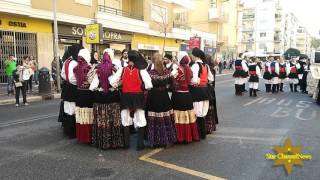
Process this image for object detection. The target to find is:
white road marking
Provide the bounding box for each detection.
[0,113,57,128]
[216,73,233,77]
[295,109,317,121]
[243,97,263,106]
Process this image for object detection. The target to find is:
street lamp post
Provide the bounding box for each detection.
[53,0,61,92]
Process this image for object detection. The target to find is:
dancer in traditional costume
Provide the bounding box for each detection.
[74,49,94,144]
[233,53,248,96]
[288,58,300,92]
[145,53,176,147]
[59,44,83,138]
[171,51,199,143]
[110,50,152,150]
[89,51,124,149]
[204,54,219,134]
[263,58,272,93]
[189,48,214,139]
[278,57,289,92]
[270,58,280,93]
[248,58,261,97]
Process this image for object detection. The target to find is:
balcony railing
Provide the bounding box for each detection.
[173,21,192,30]
[208,8,229,23]
[98,5,144,21]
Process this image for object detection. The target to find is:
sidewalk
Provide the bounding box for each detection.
[0,83,60,105]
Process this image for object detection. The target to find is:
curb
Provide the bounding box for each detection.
[0,93,61,105]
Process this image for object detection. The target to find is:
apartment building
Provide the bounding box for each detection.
[296,26,312,56]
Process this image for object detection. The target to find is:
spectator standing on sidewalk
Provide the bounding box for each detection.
[218,61,223,74]
[30,55,38,85]
[4,54,16,95]
[13,61,28,107]
[51,58,58,91]
[23,56,34,93]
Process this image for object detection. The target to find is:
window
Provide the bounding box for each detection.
[175,12,187,22]
[210,0,217,8]
[259,43,267,49]
[75,0,92,6]
[260,32,266,37]
[151,4,168,23]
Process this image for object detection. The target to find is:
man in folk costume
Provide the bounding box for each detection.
[59,44,83,138]
[278,57,290,92]
[270,57,280,93]
[110,50,152,150]
[288,57,300,92]
[190,48,214,139]
[163,53,178,72]
[233,53,249,96]
[263,57,272,93]
[120,49,129,67]
[73,49,94,144]
[248,58,261,97]
[298,56,307,93]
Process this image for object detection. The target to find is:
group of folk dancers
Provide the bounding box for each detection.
[233,53,309,97]
[58,44,219,150]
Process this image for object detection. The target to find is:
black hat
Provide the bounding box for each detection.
[192,47,205,61]
[128,50,148,69]
[164,53,172,60]
[62,44,83,62]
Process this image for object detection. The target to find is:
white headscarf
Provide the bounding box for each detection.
[78,49,91,64]
[103,48,114,60]
[177,51,188,64]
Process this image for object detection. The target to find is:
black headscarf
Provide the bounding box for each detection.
[62,44,83,62]
[128,50,148,69]
[192,48,206,61]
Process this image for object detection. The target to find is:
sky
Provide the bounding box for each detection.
[241,0,320,38]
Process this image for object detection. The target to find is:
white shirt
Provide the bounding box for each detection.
[121,58,128,67]
[61,60,78,85]
[190,59,214,85]
[112,58,122,70]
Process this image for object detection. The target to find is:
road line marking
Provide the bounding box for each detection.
[207,135,282,142]
[216,73,233,77]
[215,79,234,85]
[243,97,263,106]
[139,148,227,180]
[0,113,57,128]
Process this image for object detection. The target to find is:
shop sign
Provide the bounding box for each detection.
[204,47,216,54]
[103,31,132,42]
[138,44,160,51]
[164,46,179,52]
[204,39,215,47]
[189,37,201,49]
[8,21,27,28]
[85,24,103,44]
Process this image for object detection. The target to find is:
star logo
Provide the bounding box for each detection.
[265,138,312,175]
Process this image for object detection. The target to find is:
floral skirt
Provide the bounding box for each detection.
[92,103,124,149]
[205,105,218,134]
[146,110,176,147]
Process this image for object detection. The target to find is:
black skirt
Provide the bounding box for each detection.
[189,86,210,102]
[263,72,272,80]
[288,73,298,79]
[120,93,145,109]
[233,70,248,78]
[279,72,287,79]
[93,90,120,104]
[249,75,259,82]
[271,73,279,78]
[76,89,93,108]
[146,89,172,112]
[171,91,194,111]
[61,82,77,102]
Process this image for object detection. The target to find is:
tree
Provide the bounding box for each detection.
[151,5,169,55]
[311,38,320,50]
[283,48,300,60]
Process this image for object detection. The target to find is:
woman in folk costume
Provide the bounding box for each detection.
[171,51,199,143]
[204,54,219,134]
[263,58,272,93]
[189,48,214,139]
[278,57,290,92]
[145,53,176,147]
[110,50,152,150]
[270,58,280,94]
[59,44,83,138]
[89,51,124,149]
[233,53,249,96]
[288,57,300,92]
[73,49,94,144]
[248,58,261,97]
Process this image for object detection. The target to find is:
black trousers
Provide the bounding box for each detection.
[15,82,27,104]
[26,75,33,91]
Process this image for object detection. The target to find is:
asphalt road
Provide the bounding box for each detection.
[0,74,319,180]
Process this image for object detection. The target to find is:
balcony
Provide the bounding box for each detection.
[242,38,255,43]
[98,5,144,21]
[242,27,254,32]
[217,36,228,45]
[242,14,255,21]
[274,37,281,43]
[208,8,229,23]
[173,21,192,31]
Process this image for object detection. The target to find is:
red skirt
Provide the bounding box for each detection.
[76,123,92,144]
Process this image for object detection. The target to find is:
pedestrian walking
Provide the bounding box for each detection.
[248,58,261,97]
[171,51,199,143]
[145,53,176,147]
[4,54,16,95]
[89,51,124,149]
[218,61,223,74]
[74,48,94,144]
[190,48,214,139]
[233,53,248,96]
[270,57,280,94]
[110,50,152,150]
[288,58,300,92]
[204,54,219,133]
[13,62,28,107]
[59,44,83,138]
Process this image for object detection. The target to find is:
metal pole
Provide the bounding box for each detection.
[53,0,61,92]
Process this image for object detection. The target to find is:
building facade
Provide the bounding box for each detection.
[296,26,312,56]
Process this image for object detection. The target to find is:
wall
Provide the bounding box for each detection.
[37,33,53,70]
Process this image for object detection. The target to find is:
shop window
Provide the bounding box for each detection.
[75,0,92,6]
[151,4,168,23]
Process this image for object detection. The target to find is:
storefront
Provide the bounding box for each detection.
[132,33,180,59]
[0,13,53,83]
[97,29,133,54]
